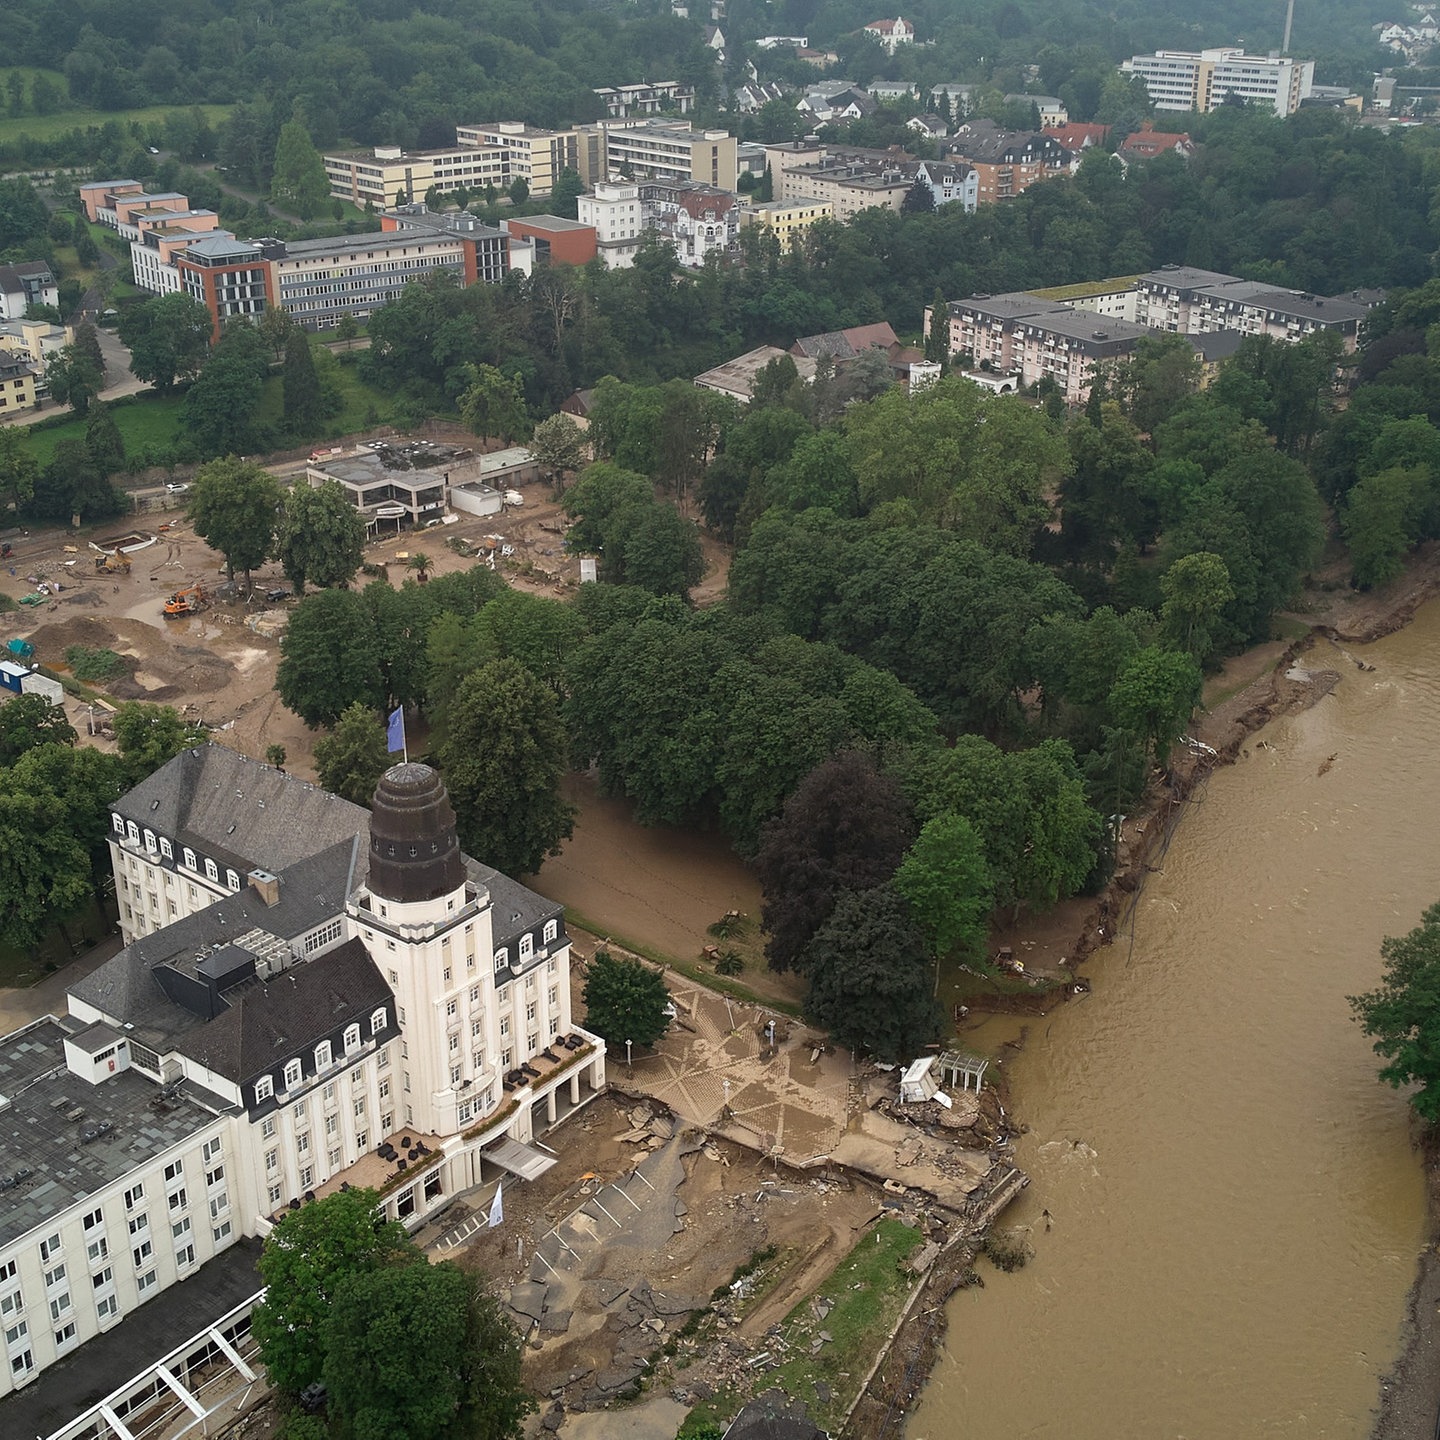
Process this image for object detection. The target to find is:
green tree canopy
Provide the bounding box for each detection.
[180,320,271,456]
[275,479,365,594]
[189,457,282,585]
[0,425,39,512]
[893,812,993,964]
[253,1187,412,1394]
[271,114,332,219]
[46,342,103,415]
[0,694,76,765]
[1106,646,1202,772]
[458,363,531,444]
[314,701,390,806]
[1351,900,1440,1124]
[528,412,586,490]
[438,658,572,876]
[278,588,385,727]
[282,329,325,435]
[581,949,671,1048]
[802,885,943,1063]
[117,292,212,392]
[111,703,206,781]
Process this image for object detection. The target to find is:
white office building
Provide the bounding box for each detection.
[1121,48,1314,117]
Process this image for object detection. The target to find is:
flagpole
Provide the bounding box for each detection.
[402,709,408,765]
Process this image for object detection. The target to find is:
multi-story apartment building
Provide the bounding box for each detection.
[175,235,278,334]
[0,746,605,1402]
[576,120,739,192]
[0,263,58,322]
[453,124,580,197]
[738,198,834,249]
[0,318,66,386]
[945,121,1072,204]
[1121,48,1314,117]
[78,179,146,225]
[593,81,695,118]
[579,182,646,267]
[378,205,510,283]
[1134,264,1376,351]
[323,144,505,208]
[0,349,40,417]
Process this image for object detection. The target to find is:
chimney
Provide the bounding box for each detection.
[248,869,281,907]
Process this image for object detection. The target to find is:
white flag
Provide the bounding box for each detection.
[488,1181,504,1228]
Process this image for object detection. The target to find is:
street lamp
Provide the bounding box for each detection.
[625,1038,633,1076]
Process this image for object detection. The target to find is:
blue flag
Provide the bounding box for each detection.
[386,706,405,753]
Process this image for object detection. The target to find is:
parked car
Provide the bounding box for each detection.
[265,588,290,602]
[166,482,189,494]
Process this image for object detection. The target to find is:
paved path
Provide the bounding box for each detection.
[0,935,121,1036]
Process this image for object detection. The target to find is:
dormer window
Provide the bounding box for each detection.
[254,1075,273,1104]
[343,1023,361,1053]
[127,821,139,843]
[493,947,508,973]
[183,848,196,870]
[314,1041,331,1070]
[283,1059,302,1090]
[159,838,173,860]
[112,814,124,834]
[518,934,533,961]
[143,829,157,853]
[542,919,558,945]
[204,859,218,883]
[370,1008,386,1036]
[226,870,240,891]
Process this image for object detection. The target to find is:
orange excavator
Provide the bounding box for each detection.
[163,584,206,617]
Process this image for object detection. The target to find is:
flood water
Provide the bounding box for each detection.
[907,608,1440,1439]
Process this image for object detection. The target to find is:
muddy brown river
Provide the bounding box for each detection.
[907,608,1440,1439]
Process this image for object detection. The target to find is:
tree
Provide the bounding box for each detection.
[72,323,106,385]
[45,342,103,415]
[260,305,297,361]
[901,175,935,213]
[282,330,325,435]
[563,462,652,554]
[893,812,993,966]
[581,949,671,1048]
[315,702,390,804]
[1107,646,1202,771]
[1342,466,1428,589]
[621,503,704,597]
[528,413,585,492]
[189,457,282,586]
[111,703,206,780]
[253,1187,412,1394]
[265,744,287,770]
[117,293,212,392]
[1160,551,1234,662]
[278,589,385,727]
[458,363,531,444]
[274,479,366,593]
[1351,900,1440,1124]
[801,886,943,1062]
[507,176,529,206]
[0,425,39,512]
[550,168,584,219]
[0,774,93,953]
[271,114,332,219]
[324,1261,533,1440]
[924,288,949,367]
[84,405,126,476]
[755,750,916,973]
[0,695,76,766]
[180,320,271,455]
[438,658,573,876]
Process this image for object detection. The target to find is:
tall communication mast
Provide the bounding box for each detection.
[1283,0,1296,52]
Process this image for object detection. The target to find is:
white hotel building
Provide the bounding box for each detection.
[0,748,605,1401]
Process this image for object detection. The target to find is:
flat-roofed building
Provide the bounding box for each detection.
[78,179,145,225]
[738,197,834,248]
[453,124,580,197]
[1121,48,1314,117]
[378,205,510,284]
[503,215,598,267]
[593,81,695,118]
[695,344,818,403]
[175,235,276,335]
[945,121,1072,203]
[323,144,504,208]
[578,119,738,192]
[0,348,40,416]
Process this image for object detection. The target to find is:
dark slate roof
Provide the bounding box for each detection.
[171,938,391,1084]
[724,1390,828,1440]
[947,120,1067,164]
[470,859,564,951]
[70,838,365,1052]
[115,744,369,877]
[0,1020,226,1251]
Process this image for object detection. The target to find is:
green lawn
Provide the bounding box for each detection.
[764,1219,926,1433]
[254,347,400,437]
[21,395,185,468]
[0,91,231,146]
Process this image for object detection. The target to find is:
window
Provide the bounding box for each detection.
[132,1238,152,1267]
[160,838,173,860]
[265,1148,279,1173]
[267,1183,283,1206]
[549,1017,560,1036]
[174,1245,194,1270]
[501,1047,512,1069]
[525,1001,536,1023]
[167,1189,187,1214]
[442,966,451,983]
[54,1320,76,1351]
[353,1096,366,1118]
[10,1348,33,1378]
[314,1041,332,1071]
[0,1260,14,1284]
[472,1049,484,1070]
[171,1218,190,1242]
[494,948,508,972]
[283,1058,303,1090]
[83,1208,103,1232]
[378,1077,390,1100]
[48,1292,70,1322]
[469,985,480,1003]
[543,919,558,944]
[299,1165,313,1189]
[378,1047,390,1070]
[91,1267,112,1291]
[548,986,558,1007]
[471,1019,482,1039]
[127,1214,148,1238]
[297,1133,310,1155]
[208,1193,228,1220]
[344,1023,361,1053]
[137,1268,158,1295]
[39,1235,61,1264]
[164,1159,184,1184]
[445,998,457,1018]
[527,1031,538,1052]
[261,1117,276,1140]
[451,1064,462,1084]
[255,1076,273,1104]
[323,1082,335,1102]
[293,1099,306,1121]
[355,1129,368,1150]
[403,1071,410,1092]
[5,1319,28,1348]
[206,1164,224,1188]
[42,1264,64,1291]
[500,1016,510,1037]
[381,1111,393,1132]
[519,934,533,961]
[448,1033,460,1053]
[213,1219,233,1243]
[547,958,557,976]
[350,1066,363,1085]
[205,859,218,883]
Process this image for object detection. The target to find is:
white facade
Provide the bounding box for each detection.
[579,181,644,268]
[1121,48,1314,117]
[865,17,915,53]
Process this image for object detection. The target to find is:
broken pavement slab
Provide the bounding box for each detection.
[509,1280,549,1323]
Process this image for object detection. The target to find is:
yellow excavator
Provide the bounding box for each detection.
[93,550,131,574]
[163,584,206,617]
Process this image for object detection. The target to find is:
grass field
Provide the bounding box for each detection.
[0,75,231,146]
[21,395,185,468]
[254,348,399,437]
[765,1218,926,1432]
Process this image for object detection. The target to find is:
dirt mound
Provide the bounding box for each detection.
[27,614,235,699]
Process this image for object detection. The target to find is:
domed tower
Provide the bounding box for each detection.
[368,763,466,905]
